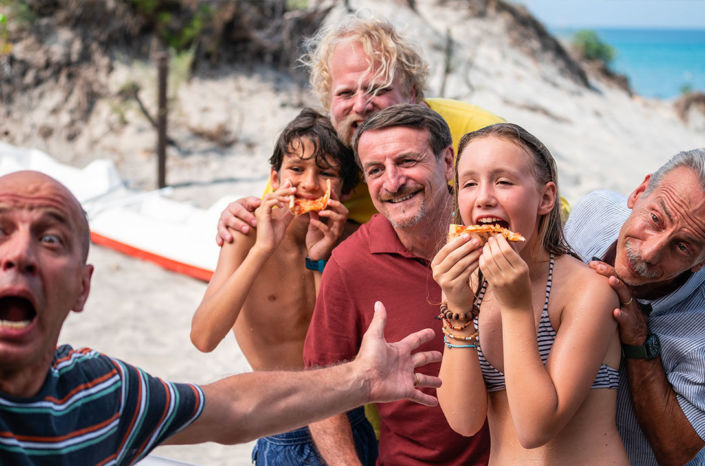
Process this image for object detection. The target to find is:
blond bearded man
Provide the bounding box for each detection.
[216,16,502,238]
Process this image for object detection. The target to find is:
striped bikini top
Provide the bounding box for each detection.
[475,254,620,392]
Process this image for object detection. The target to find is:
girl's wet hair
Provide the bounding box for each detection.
[454,123,574,258]
[269,108,360,195]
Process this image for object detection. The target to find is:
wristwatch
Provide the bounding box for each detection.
[305,257,327,272]
[622,333,661,359]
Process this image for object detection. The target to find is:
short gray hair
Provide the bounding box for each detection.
[351,103,451,169]
[645,148,705,195]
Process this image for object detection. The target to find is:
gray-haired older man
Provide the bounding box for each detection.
[564,148,705,465]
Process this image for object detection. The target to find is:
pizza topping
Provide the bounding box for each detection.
[447,223,525,244]
[289,179,331,216]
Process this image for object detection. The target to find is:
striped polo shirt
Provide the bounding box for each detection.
[565,190,705,465]
[0,345,205,465]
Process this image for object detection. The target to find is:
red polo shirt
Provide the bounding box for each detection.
[304,214,490,465]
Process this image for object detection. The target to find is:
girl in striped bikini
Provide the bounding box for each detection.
[432,123,629,464]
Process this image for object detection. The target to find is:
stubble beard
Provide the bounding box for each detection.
[624,239,661,282]
[387,202,427,229]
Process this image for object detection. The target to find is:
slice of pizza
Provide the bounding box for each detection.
[447,223,525,244]
[288,179,332,216]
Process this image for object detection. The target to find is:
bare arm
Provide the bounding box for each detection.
[169,302,442,445]
[625,357,703,464]
[190,234,265,352]
[432,233,488,435]
[216,196,261,245]
[591,261,704,464]
[309,414,361,466]
[438,343,488,436]
[482,237,619,448]
[191,190,293,352]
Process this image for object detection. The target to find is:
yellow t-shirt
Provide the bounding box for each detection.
[262,98,569,223]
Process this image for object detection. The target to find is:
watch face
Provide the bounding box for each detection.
[646,333,661,359]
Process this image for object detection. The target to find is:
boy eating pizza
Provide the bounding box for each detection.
[190,108,375,464]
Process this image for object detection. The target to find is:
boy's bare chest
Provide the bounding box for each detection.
[245,248,316,320]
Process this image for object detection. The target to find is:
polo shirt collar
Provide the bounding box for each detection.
[367,214,423,260]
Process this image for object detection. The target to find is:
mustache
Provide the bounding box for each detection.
[337,111,373,144]
[625,241,660,279]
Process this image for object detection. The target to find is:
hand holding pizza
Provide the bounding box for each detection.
[431,232,483,312]
[305,195,350,262]
[479,234,532,312]
[252,181,296,254]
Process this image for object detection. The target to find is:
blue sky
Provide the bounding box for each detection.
[515,0,705,29]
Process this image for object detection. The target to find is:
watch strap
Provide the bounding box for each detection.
[622,333,660,359]
[305,257,327,272]
[622,342,650,359]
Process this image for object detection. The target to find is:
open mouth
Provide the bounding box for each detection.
[0,296,37,330]
[476,216,510,230]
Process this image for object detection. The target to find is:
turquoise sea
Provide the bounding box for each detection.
[552,27,705,99]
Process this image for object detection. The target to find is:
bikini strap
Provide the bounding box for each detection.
[474,278,489,307]
[543,254,555,313]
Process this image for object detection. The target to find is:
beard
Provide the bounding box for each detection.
[378,185,427,229]
[624,240,661,280]
[334,116,357,147]
[333,112,369,147]
[387,202,427,229]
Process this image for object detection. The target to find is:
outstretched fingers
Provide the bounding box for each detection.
[362,302,442,406]
[407,376,442,406]
[396,326,436,355]
[369,301,388,339]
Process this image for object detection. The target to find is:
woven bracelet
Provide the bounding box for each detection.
[442,328,478,342]
[443,335,477,349]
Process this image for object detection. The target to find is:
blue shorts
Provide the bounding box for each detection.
[251,406,378,465]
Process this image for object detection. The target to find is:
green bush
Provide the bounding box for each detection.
[571,29,615,65]
[680,82,694,95]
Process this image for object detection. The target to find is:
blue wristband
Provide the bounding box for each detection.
[305,257,327,272]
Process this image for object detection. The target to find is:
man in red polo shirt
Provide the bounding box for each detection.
[303,104,490,465]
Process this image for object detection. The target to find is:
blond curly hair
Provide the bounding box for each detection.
[301,16,428,109]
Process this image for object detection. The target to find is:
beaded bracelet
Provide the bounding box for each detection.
[438,303,478,323]
[442,318,473,331]
[442,327,479,342]
[439,303,467,322]
[443,335,477,349]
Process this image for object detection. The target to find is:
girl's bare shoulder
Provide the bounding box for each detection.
[553,254,617,305]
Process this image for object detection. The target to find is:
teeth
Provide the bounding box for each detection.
[478,217,503,224]
[389,193,415,204]
[0,320,31,329]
